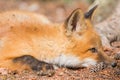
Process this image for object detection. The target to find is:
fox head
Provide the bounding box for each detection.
[61,5,117,68]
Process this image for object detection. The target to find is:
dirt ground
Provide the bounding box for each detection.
[0,0,119,80]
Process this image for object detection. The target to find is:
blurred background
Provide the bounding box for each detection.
[0,0,119,23]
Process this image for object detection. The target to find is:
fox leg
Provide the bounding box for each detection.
[12,55,55,76]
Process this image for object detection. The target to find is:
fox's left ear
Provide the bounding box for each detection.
[84,5,98,20]
[64,8,86,36]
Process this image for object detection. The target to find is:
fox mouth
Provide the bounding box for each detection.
[65,58,97,69]
[48,54,98,68]
[80,58,97,67]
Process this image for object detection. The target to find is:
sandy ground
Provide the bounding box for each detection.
[0,0,119,80]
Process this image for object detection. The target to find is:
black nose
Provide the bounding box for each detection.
[111,62,117,67]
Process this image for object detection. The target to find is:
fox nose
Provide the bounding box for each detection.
[111,62,117,67]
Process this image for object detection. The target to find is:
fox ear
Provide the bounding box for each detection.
[64,8,86,36]
[84,5,98,20]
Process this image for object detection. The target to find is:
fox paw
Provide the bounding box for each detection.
[36,69,55,77]
[32,62,55,77]
[89,62,107,73]
[13,55,55,76]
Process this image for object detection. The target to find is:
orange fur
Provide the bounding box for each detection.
[0,8,115,71]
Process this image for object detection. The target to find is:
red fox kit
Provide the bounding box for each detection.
[0,6,117,74]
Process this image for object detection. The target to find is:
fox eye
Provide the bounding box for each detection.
[89,48,97,53]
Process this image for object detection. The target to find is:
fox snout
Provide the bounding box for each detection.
[107,58,117,67]
[111,61,117,67]
[98,50,117,68]
[105,59,117,68]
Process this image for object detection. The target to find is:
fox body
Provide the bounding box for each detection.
[0,6,116,72]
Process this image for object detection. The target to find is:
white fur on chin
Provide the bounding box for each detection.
[48,54,97,68]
